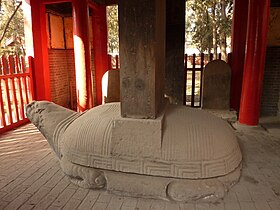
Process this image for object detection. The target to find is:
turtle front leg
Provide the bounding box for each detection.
[60,157,106,189]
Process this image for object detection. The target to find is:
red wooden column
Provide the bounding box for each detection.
[230,0,249,111]
[23,0,51,100]
[238,0,270,125]
[90,4,108,106]
[72,0,94,112]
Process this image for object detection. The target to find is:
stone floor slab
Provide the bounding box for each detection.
[0,123,280,209]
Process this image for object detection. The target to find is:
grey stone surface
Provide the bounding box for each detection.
[202,60,231,110]
[259,116,280,138]
[26,101,79,158]
[111,115,163,158]
[105,166,241,203]
[102,70,120,104]
[1,122,280,208]
[204,109,237,122]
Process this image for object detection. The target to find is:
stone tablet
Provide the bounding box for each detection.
[202,60,231,110]
[102,70,120,104]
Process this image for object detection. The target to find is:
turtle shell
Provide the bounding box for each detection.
[60,103,242,179]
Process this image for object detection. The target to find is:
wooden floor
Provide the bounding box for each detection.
[0,123,280,210]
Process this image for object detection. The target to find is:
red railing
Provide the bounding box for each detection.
[0,55,34,134]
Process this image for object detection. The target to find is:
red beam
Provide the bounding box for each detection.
[43,0,117,7]
[89,0,118,7]
[239,0,270,126]
[88,1,99,10]
[105,0,118,6]
[42,0,71,4]
[0,74,30,79]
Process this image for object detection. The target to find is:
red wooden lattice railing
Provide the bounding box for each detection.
[0,55,34,134]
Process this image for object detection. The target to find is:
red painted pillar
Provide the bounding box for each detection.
[72,0,94,112]
[239,0,270,125]
[230,0,249,111]
[91,5,108,105]
[24,0,51,101]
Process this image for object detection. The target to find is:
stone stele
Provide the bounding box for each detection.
[202,60,231,110]
[26,101,242,203]
[102,69,120,104]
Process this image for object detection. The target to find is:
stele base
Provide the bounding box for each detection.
[26,101,242,203]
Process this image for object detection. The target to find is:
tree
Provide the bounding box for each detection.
[186,0,233,60]
[186,0,214,55]
[0,0,24,56]
[107,5,119,54]
[219,0,227,60]
[218,0,233,60]
[212,0,218,59]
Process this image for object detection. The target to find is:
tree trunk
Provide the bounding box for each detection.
[0,1,22,44]
[206,10,212,59]
[0,1,22,45]
[212,1,217,59]
[220,0,227,61]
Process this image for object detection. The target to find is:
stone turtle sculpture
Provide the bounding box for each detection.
[26,101,242,202]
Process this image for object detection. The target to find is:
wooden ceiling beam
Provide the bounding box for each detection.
[91,0,118,6]
[43,0,72,5]
[43,0,117,6]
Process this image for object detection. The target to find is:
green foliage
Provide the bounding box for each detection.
[107,5,119,54]
[106,2,233,56]
[189,0,213,53]
[0,0,24,56]
[186,0,233,54]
